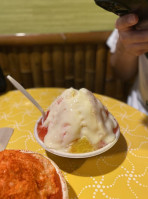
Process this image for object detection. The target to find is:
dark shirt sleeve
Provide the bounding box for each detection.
[0,67,6,93]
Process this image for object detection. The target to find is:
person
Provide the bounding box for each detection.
[107,13,148,115]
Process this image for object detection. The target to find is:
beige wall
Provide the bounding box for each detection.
[0,0,117,34]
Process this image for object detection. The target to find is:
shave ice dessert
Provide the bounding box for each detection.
[37,88,119,153]
[0,150,68,199]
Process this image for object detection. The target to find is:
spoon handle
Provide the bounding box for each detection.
[7,75,45,118]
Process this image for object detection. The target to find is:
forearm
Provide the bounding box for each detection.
[110,39,138,81]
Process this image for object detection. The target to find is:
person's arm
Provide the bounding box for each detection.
[110,38,138,81]
[110,14,148,81]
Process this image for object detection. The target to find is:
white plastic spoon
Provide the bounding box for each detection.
[7,75,45,119]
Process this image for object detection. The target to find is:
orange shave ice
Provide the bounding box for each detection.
[0,150,65,199]
[37,88,118,153]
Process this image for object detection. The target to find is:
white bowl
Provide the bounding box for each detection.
[34,113,120,159]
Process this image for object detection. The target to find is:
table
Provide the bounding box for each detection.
[0,88,148,199]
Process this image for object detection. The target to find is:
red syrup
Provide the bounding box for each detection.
[37,110,49,142]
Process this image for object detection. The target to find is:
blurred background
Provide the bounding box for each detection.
[0,0,117,34]
[0,0,130,102]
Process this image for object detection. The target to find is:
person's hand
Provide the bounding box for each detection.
[116,14,148,56]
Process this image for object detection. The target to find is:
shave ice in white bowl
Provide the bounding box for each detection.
[35,88,120,158]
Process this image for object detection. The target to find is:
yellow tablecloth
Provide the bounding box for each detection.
[0,88,148,199]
